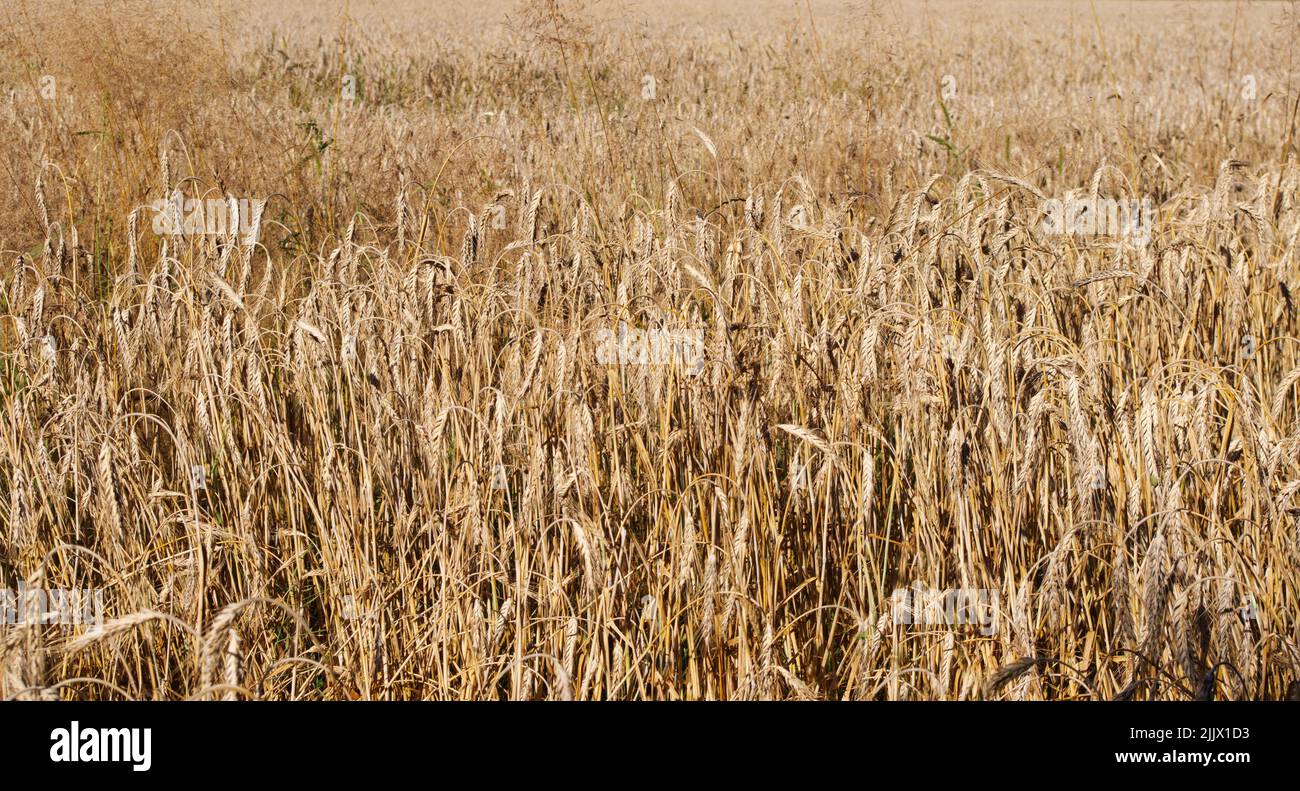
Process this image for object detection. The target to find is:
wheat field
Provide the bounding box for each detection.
[1,0,1298,700]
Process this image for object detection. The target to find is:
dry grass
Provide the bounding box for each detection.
[1,0,1299,700]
